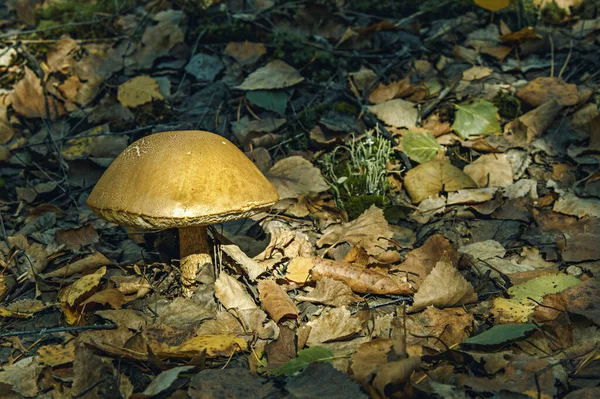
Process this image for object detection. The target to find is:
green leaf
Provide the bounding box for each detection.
[246,90,288,115]
[462,323,537,345]
[452,99,500,140]
[268,346,335,376]
[403,131,440,163]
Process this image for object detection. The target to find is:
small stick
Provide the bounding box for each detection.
[0,323,117,338]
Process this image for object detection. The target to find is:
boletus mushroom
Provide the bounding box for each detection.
[86,130,279,295]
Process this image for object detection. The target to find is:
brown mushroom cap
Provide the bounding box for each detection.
[86,130,279,229]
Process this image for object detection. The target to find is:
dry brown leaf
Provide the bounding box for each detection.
[317,205,393,257]
[367,98,418,128]
[54,224,99,251]
[156,334,248,358]
[306,307,363,345]
[464,153,513,188]
[221,244,265,280]
[42,251,110,279]
[409,256,477,312]
[399,234,459,288]
[225,41,266,66]
[59,266,107,324]
[46,36,77,74]
[82,288,126,310]
[373,357,421,397]
[350,339,394,387]
[462,66,493,81]
[0,357,43,397]
[404,159,477,204]
[311,257,413,295]
[9,67,65,119]
[258,279,299,323]
[504,99,563,146]
[214,273,257,310]
[117,75,164,108]
[295,277,359,307]
[266,156,329,199]
[348,67,377,98]
[236,60,304,90]
[285,257,314,284]
[517,77,581,107]
[404,307,473,354]
[368,78,417,104]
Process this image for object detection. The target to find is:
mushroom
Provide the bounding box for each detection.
[86,130,279,295]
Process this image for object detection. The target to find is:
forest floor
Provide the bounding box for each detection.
[0,0,599,398]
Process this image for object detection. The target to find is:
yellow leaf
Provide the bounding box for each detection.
[117,75,164,108]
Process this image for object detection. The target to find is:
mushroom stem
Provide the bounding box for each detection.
[179,225,210,258]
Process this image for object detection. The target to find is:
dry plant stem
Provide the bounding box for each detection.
[179,225,213,297]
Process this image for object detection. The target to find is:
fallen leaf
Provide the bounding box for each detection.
[404,159,477,204]
[492,273,580,323]
[462,66,493,81]
[9,67,65,119]
[475,0,511,11]
[306,307,364,345]
[311,257,413,295]
[258,279,299,323]
[266,156,329,199]
[453,99,501,140]
[117,75,164,108]
[464,153,514,187]
[317,206,393,257]
[517,77,581,107]
[409,255,477,312]
[225,41,266,65]
[236,60,304,90]
[295,277,359,307]
[368,98,418,128]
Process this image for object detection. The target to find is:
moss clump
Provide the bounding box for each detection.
[322,129,393,219]
[35,0,137,38]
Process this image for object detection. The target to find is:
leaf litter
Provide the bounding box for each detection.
[0,1,600,398]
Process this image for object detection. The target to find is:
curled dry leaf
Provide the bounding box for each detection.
[221,244,265,280]
[59,266,107,324]
[311,257,413,295]
[41,251,110,279]
[266,156,330,199]
[504,99,563,146]
[404,159,477,204]
[409,255,477,312]
[317,205,393,257]
[258,279,299,323]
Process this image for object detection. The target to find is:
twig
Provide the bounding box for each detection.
[0,323,117,338]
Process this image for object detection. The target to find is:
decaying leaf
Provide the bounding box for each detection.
[59,266,107,324]
[464,153,513,187]
[317,206,393,257]
[311,257,413,295]
[517,77,581,107]
[258,279,299,323]
[225,41,266,66]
